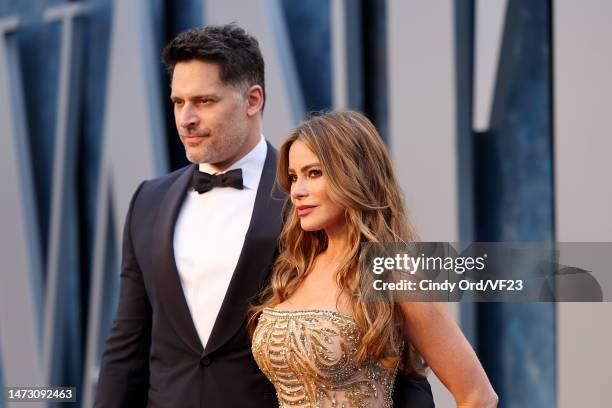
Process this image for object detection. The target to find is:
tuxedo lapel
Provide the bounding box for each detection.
[152,164,204,354]
[203,144,284,356]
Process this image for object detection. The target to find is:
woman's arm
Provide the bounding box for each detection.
[399,302,498,408]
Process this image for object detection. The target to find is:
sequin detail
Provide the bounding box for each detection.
[252,308,399,408]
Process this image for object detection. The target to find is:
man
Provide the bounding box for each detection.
[95,24,434,407]
[95,24,280,407]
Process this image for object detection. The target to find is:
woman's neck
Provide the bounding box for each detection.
[323,223,350,261]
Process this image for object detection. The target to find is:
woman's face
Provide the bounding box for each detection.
[287,140,346,233]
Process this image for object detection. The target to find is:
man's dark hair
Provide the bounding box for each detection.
[162,23,266,110]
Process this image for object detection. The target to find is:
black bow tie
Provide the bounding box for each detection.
[192,168,244,194]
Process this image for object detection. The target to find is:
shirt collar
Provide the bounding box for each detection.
[198,135,267,190]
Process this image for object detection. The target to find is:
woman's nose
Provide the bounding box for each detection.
[291,179,308,199]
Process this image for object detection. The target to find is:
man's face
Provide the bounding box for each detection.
[170,60,251,167]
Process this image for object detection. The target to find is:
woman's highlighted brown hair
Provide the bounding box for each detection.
[250,110,426,375]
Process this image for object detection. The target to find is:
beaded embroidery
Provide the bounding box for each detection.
[252,308,399,408]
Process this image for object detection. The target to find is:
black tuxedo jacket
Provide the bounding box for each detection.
[94,144,434,408]
[95,144,282,408]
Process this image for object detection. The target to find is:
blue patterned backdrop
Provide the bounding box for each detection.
[0,1,557,407]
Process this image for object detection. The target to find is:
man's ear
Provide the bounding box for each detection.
[246,84,264,116]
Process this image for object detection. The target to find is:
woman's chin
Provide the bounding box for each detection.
[299,220,322,232]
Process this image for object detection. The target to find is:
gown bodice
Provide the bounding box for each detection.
[252,307,400,408]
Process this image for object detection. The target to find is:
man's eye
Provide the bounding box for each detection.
[173,100,183,106]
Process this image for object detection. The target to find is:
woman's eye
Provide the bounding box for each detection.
[288,174,297,183]
[309,169,322,177]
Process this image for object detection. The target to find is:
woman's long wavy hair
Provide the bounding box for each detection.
[249,110,427,375]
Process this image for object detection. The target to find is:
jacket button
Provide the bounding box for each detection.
[200,357,212,367]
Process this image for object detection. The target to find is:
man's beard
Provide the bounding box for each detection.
[183,132,248,165]
[185,144,222,164]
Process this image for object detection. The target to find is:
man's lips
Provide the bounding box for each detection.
[296,205,316,217]
[183,134,209,143]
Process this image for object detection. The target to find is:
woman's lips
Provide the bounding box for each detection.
[297,205,316,217]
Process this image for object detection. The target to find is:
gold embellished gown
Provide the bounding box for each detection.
[252,308,400,408]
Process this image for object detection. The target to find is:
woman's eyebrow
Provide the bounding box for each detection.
[288,163,321,173]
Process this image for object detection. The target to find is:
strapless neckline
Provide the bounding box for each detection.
[262,306,355,322]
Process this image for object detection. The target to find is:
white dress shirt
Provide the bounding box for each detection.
[173,136,267,348]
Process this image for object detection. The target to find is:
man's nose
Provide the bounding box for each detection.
[179,103,199,129]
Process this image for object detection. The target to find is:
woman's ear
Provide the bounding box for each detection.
[246,84,264,116]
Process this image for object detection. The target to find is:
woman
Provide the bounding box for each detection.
[250,111,497,407]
